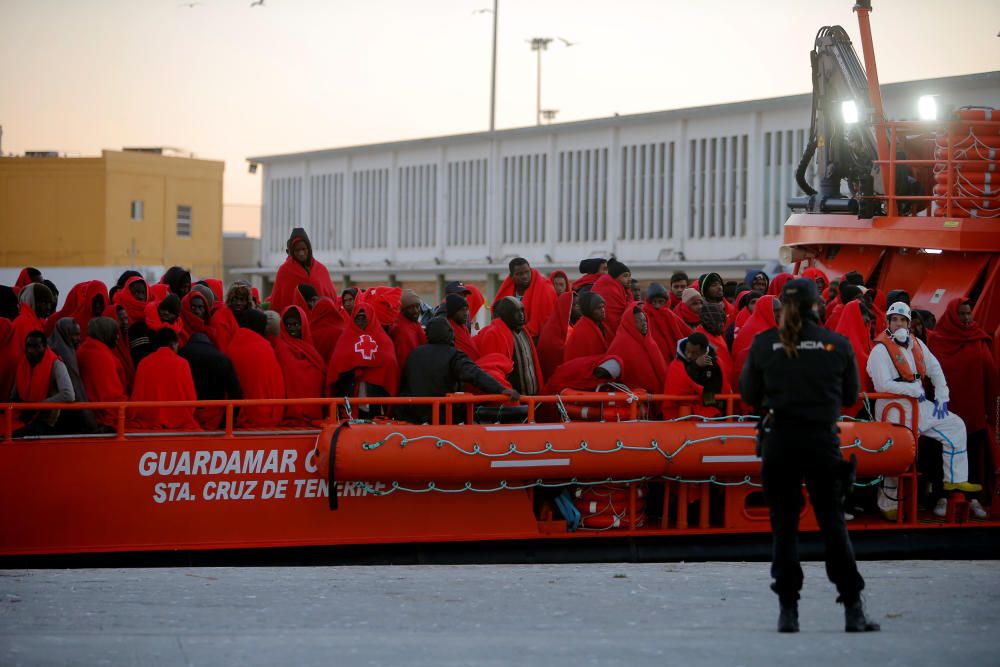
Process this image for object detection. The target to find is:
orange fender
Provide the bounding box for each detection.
[317,420,916,485]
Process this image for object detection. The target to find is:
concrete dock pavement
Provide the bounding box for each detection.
[1,561,998,666]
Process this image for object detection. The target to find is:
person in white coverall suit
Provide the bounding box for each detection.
[866,302,983,520]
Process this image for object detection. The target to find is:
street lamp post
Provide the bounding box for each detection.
[529,37,553,126]
[489,0,498,132]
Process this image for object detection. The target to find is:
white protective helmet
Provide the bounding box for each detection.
[886,301,911,321]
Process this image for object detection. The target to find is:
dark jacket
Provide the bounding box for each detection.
[178,333,243,402]
[397,342,507,423]
[128,321,154,368]
[740,319,859,423]
[675,337,723,394]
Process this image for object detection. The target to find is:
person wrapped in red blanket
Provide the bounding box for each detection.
[563,292,608,360]
[929,298,1000,468]
[591,258,634,336]
[663,332,731,419]
[536,290,577,379]
[389,289,426,371]
[491,258,557,339]
[572,258,607,293]
[276,305,326,426]
[77,317,129,429]
[327,302,399,417]
[268,228,337,314]
[477,297,543,396]
[606,306,667,394]
[128,328,200,431]
[445,294,480,360]
[227,309,286,428]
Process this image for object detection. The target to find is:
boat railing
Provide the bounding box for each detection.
[872,118,999,219]
[1,392,920,445]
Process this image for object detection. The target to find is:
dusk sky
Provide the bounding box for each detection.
[2,0,997,235]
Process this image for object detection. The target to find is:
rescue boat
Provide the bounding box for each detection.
[2,2,999,560]
[1,389,990,559]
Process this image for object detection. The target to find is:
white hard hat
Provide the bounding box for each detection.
[886,301,911,321]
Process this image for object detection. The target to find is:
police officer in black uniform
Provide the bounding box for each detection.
[740,278,879,634]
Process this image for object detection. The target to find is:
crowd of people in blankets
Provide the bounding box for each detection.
[2,227,997,518]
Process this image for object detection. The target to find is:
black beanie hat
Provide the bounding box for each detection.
[159,294,182,317]
[607,258,630,278]
[239,309,268,336]
[445,293,469,318]
[844,271,865,286]
[426,317,453,345]
[645,282,669,303]
[579,258,606,275]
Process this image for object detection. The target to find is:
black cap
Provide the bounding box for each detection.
[578,258,606,275]
[445,281,472,296]
[781,278,819,305]
[607,258,630,278]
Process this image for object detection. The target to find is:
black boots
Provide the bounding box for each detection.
[844,599,881,632]
[778,602,799,633]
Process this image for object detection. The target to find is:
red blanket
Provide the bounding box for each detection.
[389,316,427,372]
[571,273,600,292]
[492,269,557,338]
[101,304,135,391]
[662,358,730,419]
[228,328,286,428]
[357,287,402,332]
[15,346,57,402]
[210,305,240,353]
[694,325,734,389]
[114,277,149,325]
[607,311,667,393]
[11,346,58,429]
[536,291,574,379]
[0,320,19,399]
[128,347,200,431]
[591,273,634,336]
[450,318,479,360]
[767,273,793,297]
[643,302,690,365]
[77,337,129,427]
[732,295,778,384]
[45,280,109,338]
[326,302,399,396]
[12,304,45,360]
[476,319,544,387]
[144,300,188,347]
[929,298,999,433]
[275,305,326,426]
[310,297,345,360]
[269,255,337,314]
[834,300,874,393]
[563,316,608,361]
[674,301,702,329]
[542,354,622,394]
[181,291,215,343]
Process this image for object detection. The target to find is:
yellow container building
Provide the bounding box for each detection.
[0,149,223,282]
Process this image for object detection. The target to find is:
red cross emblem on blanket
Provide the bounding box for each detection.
[354,334,378,360]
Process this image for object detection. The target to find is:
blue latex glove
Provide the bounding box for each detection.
[933,401,949,419]
[917,392,927,403]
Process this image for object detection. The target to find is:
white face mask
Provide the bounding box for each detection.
[891,327,910,344]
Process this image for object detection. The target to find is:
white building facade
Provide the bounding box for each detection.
[248,72,999,291]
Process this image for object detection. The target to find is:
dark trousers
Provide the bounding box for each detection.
[760,421,865,605]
